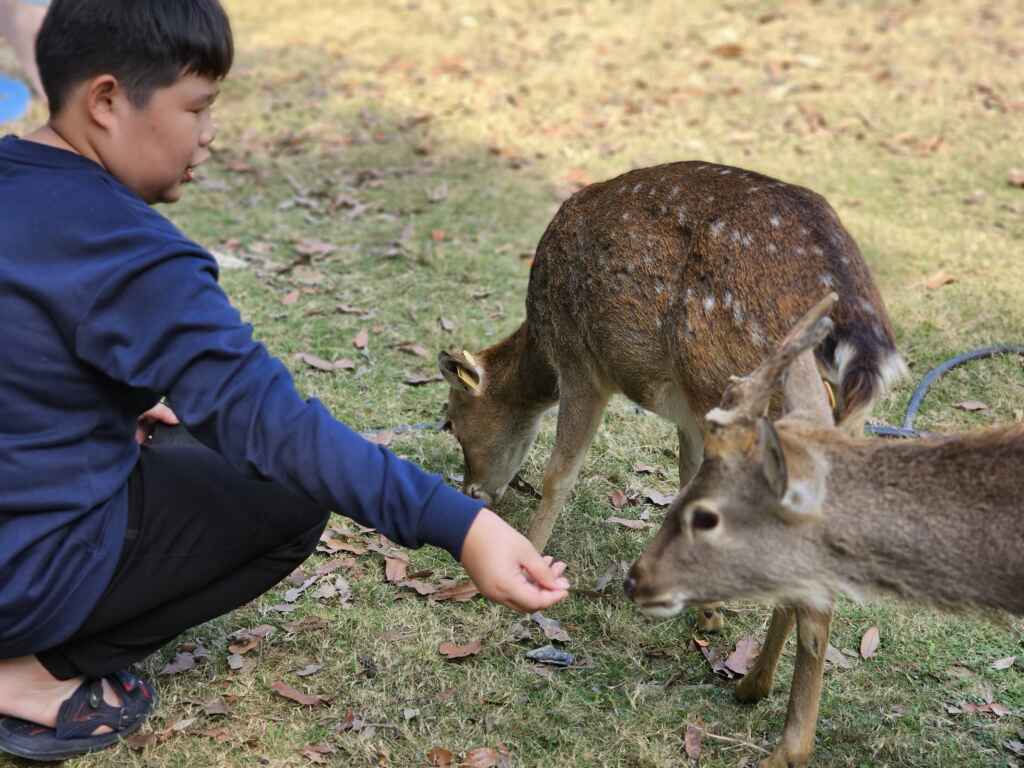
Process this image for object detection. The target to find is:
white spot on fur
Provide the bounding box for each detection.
[750,321,767,348]
[703,295,716,314]
[669,185,680,198]
[622,212,631,221]
[685,287,695,304]
[860,300,876,315]
[731,230,742,244]
[812,245,824,257]
[769,214,781,228]
[767,243,778,255]
[633,183,644,194]
[742,233,754,247]
[799,226,810,237]
[710,220,725,237]
[732,301,745,326]
[748,186,760,193]
[795,246,806,257]
[723,290,733,308]
[677,207,688,225]
[719,168,732,175]
[819,273,835,288]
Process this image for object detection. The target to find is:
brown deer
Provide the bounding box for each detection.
[439,161,906,631]
[626,293,1024,768]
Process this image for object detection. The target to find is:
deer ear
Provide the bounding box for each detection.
[756,418,788,499]
[438,350,482,394]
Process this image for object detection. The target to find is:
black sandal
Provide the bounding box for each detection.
[0,670,157,761]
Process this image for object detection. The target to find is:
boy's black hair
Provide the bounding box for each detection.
[36,0,234,115]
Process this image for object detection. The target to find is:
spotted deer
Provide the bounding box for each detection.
[626,293,1024,768]
[439,161,906,631]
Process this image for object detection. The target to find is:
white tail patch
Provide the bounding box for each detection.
[830,341,909,399]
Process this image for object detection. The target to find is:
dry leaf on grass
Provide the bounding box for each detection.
[643,489,675,506]
[271,681,329,707]
[955,400,989,412]
[825,644,856,670]
[723,635,761,676]
[429,579,480,602]
[427,747,455,766]
[300,743,336,764]
[992,656,1016,671]
[609,489,629,509]
[282,290,300,305]
[860,626,880,659]
[385,554,409,582]
[461,745,511,768]
[160,651,197,676]
[530,612,571,642]
[1008,168,1024,188]
[925,270,956,290]
[684,723,703,760]
[438,639,483,660]
[605,516,654,529]
[353,328,369,349]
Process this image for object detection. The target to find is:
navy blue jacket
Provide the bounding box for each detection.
[0,136,482,658]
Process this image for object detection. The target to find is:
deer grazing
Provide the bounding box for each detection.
[626,292,1024,768]
[439,161,906,631]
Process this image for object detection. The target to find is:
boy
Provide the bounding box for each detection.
[0,0,569,760]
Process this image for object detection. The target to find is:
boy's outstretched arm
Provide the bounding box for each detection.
[460,509,570,612]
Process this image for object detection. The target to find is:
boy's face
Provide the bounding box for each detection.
[104,73,220,205]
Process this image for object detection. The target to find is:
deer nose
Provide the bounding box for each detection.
[623,575,637,599]
[465,484,494,506]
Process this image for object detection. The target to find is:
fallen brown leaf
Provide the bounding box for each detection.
[992,656,1016,671]
[282,290,300,305]
[353,328,369,349]
[724,635,761,676]
[438,639,483,660]
[271,681,329,707]
[609,489,628,509]
[925,270,956,290]
[428,746,455,766]
[385,555,409,583]
[955,400,989,412]
[605,516,654,530]
[860,626,880,659]
[429,579,480,602]
[1008,168,1024,188]
[684,723,703,760]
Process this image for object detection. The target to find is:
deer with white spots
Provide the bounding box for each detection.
[625,292,1024,767]
[439,161,906,632]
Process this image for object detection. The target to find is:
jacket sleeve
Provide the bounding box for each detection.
[74,248,482,559]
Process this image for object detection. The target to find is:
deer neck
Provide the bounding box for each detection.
[819,427,1024,616]
[484,322,559,410]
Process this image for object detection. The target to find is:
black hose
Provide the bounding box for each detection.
[864,345,1024,439]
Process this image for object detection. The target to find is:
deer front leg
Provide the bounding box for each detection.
[736,605,795,703]
[760,605,832,768]
[526,384,609,551]
[675,423,722,632]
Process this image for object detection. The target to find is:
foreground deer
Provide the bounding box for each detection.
[626,293,1024,767]
[439,161,906,631]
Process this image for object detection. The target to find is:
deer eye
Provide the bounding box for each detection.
[691,507,720,532]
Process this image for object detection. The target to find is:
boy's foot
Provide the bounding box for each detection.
[0,670,156,761]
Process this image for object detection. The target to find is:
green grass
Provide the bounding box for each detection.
[2,0,1023,766]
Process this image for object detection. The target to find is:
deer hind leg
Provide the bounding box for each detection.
[525,380,610,552]
[674,422,722,632]
[736,606,795,703]
[760,605,832,768]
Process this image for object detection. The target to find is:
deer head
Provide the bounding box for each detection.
[438,349,545,506]
[625,293,840,616]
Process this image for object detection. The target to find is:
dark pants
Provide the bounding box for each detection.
[37,428,330,680]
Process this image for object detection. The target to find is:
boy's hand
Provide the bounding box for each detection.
[135,402,180,443]
[460,508,570,612]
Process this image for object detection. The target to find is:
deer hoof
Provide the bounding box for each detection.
[759,746,810,768]
[695,607,724,633]
[735,672,771,703]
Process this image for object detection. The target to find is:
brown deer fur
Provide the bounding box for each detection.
[439,162,905,632]
[627,294,1024,767]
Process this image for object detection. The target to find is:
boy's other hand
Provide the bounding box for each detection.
[135,402,180,443]
[460,508,570,612]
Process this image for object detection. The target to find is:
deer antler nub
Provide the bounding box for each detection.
[707,292,839,425]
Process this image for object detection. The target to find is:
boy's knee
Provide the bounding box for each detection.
[283,507,330,562]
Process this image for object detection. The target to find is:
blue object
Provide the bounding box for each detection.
[0,75,31,123]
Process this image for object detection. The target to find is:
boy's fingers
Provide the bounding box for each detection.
[521,553,571,592]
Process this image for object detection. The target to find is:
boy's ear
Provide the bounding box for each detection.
[84,75,123,129]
